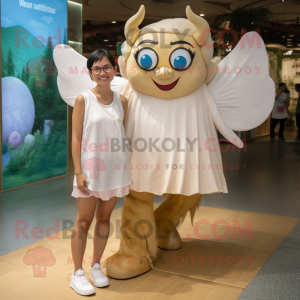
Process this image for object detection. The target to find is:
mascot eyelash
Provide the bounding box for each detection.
[186,48,196,59]
[133,48,142,59]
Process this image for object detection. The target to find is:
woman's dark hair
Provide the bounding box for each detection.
[87,49,116,81]
[278,82,286,88]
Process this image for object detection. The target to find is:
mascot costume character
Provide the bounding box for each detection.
[54,6,274,279]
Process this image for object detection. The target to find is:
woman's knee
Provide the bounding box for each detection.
[77,218,93,230]
[96,213,111,224]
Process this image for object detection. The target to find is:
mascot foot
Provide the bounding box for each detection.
[157,228,182,250]
[106,253,151,279]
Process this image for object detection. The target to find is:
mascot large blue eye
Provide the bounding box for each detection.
[135,48,158,71]
[169,48,194,71]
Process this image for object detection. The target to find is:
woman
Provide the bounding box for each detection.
[270,83,289,141]
[69,49,134,296]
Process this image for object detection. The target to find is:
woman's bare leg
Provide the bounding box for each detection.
[91,196,118,267]
[71,196,98,272]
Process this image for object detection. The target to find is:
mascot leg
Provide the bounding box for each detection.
[106,190,156,279]
[154,193,203,250]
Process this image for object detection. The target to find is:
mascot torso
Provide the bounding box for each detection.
[124,83,228,195]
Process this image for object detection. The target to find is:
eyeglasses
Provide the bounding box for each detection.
[91,65,112,75]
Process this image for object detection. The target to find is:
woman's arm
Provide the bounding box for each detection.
[284,94,290,106]
[120,94,128,127]
[72,94,85,176]
[72,94,89,195]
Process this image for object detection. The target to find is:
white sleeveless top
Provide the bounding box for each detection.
[73,89,132,192]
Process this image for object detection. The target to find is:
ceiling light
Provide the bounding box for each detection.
[287,39,292,41]
[109,45,113,47]
[200,14,204,16]
[103,39,108,42]
[112,21,116,23]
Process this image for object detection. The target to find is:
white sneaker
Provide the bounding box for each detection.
[89,263,109,287]
[70,269,95,296]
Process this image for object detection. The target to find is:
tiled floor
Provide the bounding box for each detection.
[0,206,246,300]
[154,206,298,288]
[0,127,299,299]
[0,203,298,299]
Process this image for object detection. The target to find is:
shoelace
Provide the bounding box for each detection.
[67,270,91,283]
[78,274,90,285]
[92,268,105,278]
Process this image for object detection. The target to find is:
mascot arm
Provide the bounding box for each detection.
[203,84,244,148]
[53,45,129,107]
[207,31,275,132]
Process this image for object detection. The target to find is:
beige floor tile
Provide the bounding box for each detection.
[154,238,273,288]
[178,207,299,251]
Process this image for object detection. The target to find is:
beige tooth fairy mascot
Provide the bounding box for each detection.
[53,5,274,279]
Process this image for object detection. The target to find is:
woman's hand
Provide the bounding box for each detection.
[275,85,286,100]
[76,173,90,196]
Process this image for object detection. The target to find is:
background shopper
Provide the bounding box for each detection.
[270,82,289,141]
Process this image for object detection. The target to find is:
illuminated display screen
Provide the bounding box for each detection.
[1,0,68,189]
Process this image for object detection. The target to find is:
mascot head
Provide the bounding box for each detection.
[118,5,217,99]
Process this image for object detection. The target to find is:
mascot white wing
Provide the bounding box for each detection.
[207,31,275,132]
[53,44,129,107]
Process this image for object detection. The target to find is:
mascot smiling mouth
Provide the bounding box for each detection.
[152,78,180,91]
